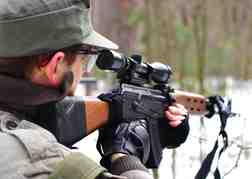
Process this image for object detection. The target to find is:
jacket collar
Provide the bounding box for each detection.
[0,74,68,110]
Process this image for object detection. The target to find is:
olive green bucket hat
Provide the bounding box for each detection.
[0,0,118,57]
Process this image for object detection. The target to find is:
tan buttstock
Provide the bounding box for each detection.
[172,90,208,115]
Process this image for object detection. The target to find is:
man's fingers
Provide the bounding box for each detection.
[165,110,186,121]
[174,103,187,112]
[168,106,187,115]
[165,103,188,127]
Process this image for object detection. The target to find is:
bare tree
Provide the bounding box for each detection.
[92,0,140,54]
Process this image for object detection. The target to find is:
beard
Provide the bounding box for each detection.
[59,70,74,96]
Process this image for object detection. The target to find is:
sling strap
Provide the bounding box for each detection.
[195,96,232,179]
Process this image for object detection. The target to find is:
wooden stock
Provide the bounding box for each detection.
[83,91,208,135]
[83,96,109,134]
[172,90,208,115]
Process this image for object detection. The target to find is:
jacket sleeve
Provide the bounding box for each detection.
[158,115,190,149]
[36,96,87,147]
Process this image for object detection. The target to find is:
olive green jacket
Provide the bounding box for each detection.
[0,74,105,179]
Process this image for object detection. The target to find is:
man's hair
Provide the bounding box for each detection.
[0,56,34,78]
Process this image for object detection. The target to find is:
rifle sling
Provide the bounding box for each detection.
[194,117,229,179]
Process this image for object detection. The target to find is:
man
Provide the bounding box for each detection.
[0,0,189,179]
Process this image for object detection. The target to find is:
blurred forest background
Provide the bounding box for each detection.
[92,0,252,94]
[78,1,252,179]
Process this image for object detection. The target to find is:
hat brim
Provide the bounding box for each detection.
[82,30,119,50]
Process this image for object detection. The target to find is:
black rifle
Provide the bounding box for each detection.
[96,50,234,174]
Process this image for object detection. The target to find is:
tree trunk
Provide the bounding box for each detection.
[192,0,208,162]
[92,0,139,54]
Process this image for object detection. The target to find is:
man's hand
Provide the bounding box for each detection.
[158,103,190,149]
[165,103,188,127]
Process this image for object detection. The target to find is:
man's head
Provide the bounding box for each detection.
[0,0,118,95]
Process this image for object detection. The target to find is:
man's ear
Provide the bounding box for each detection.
[42,51,65,87]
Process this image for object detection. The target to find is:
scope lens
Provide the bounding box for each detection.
[96,50,127,72]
